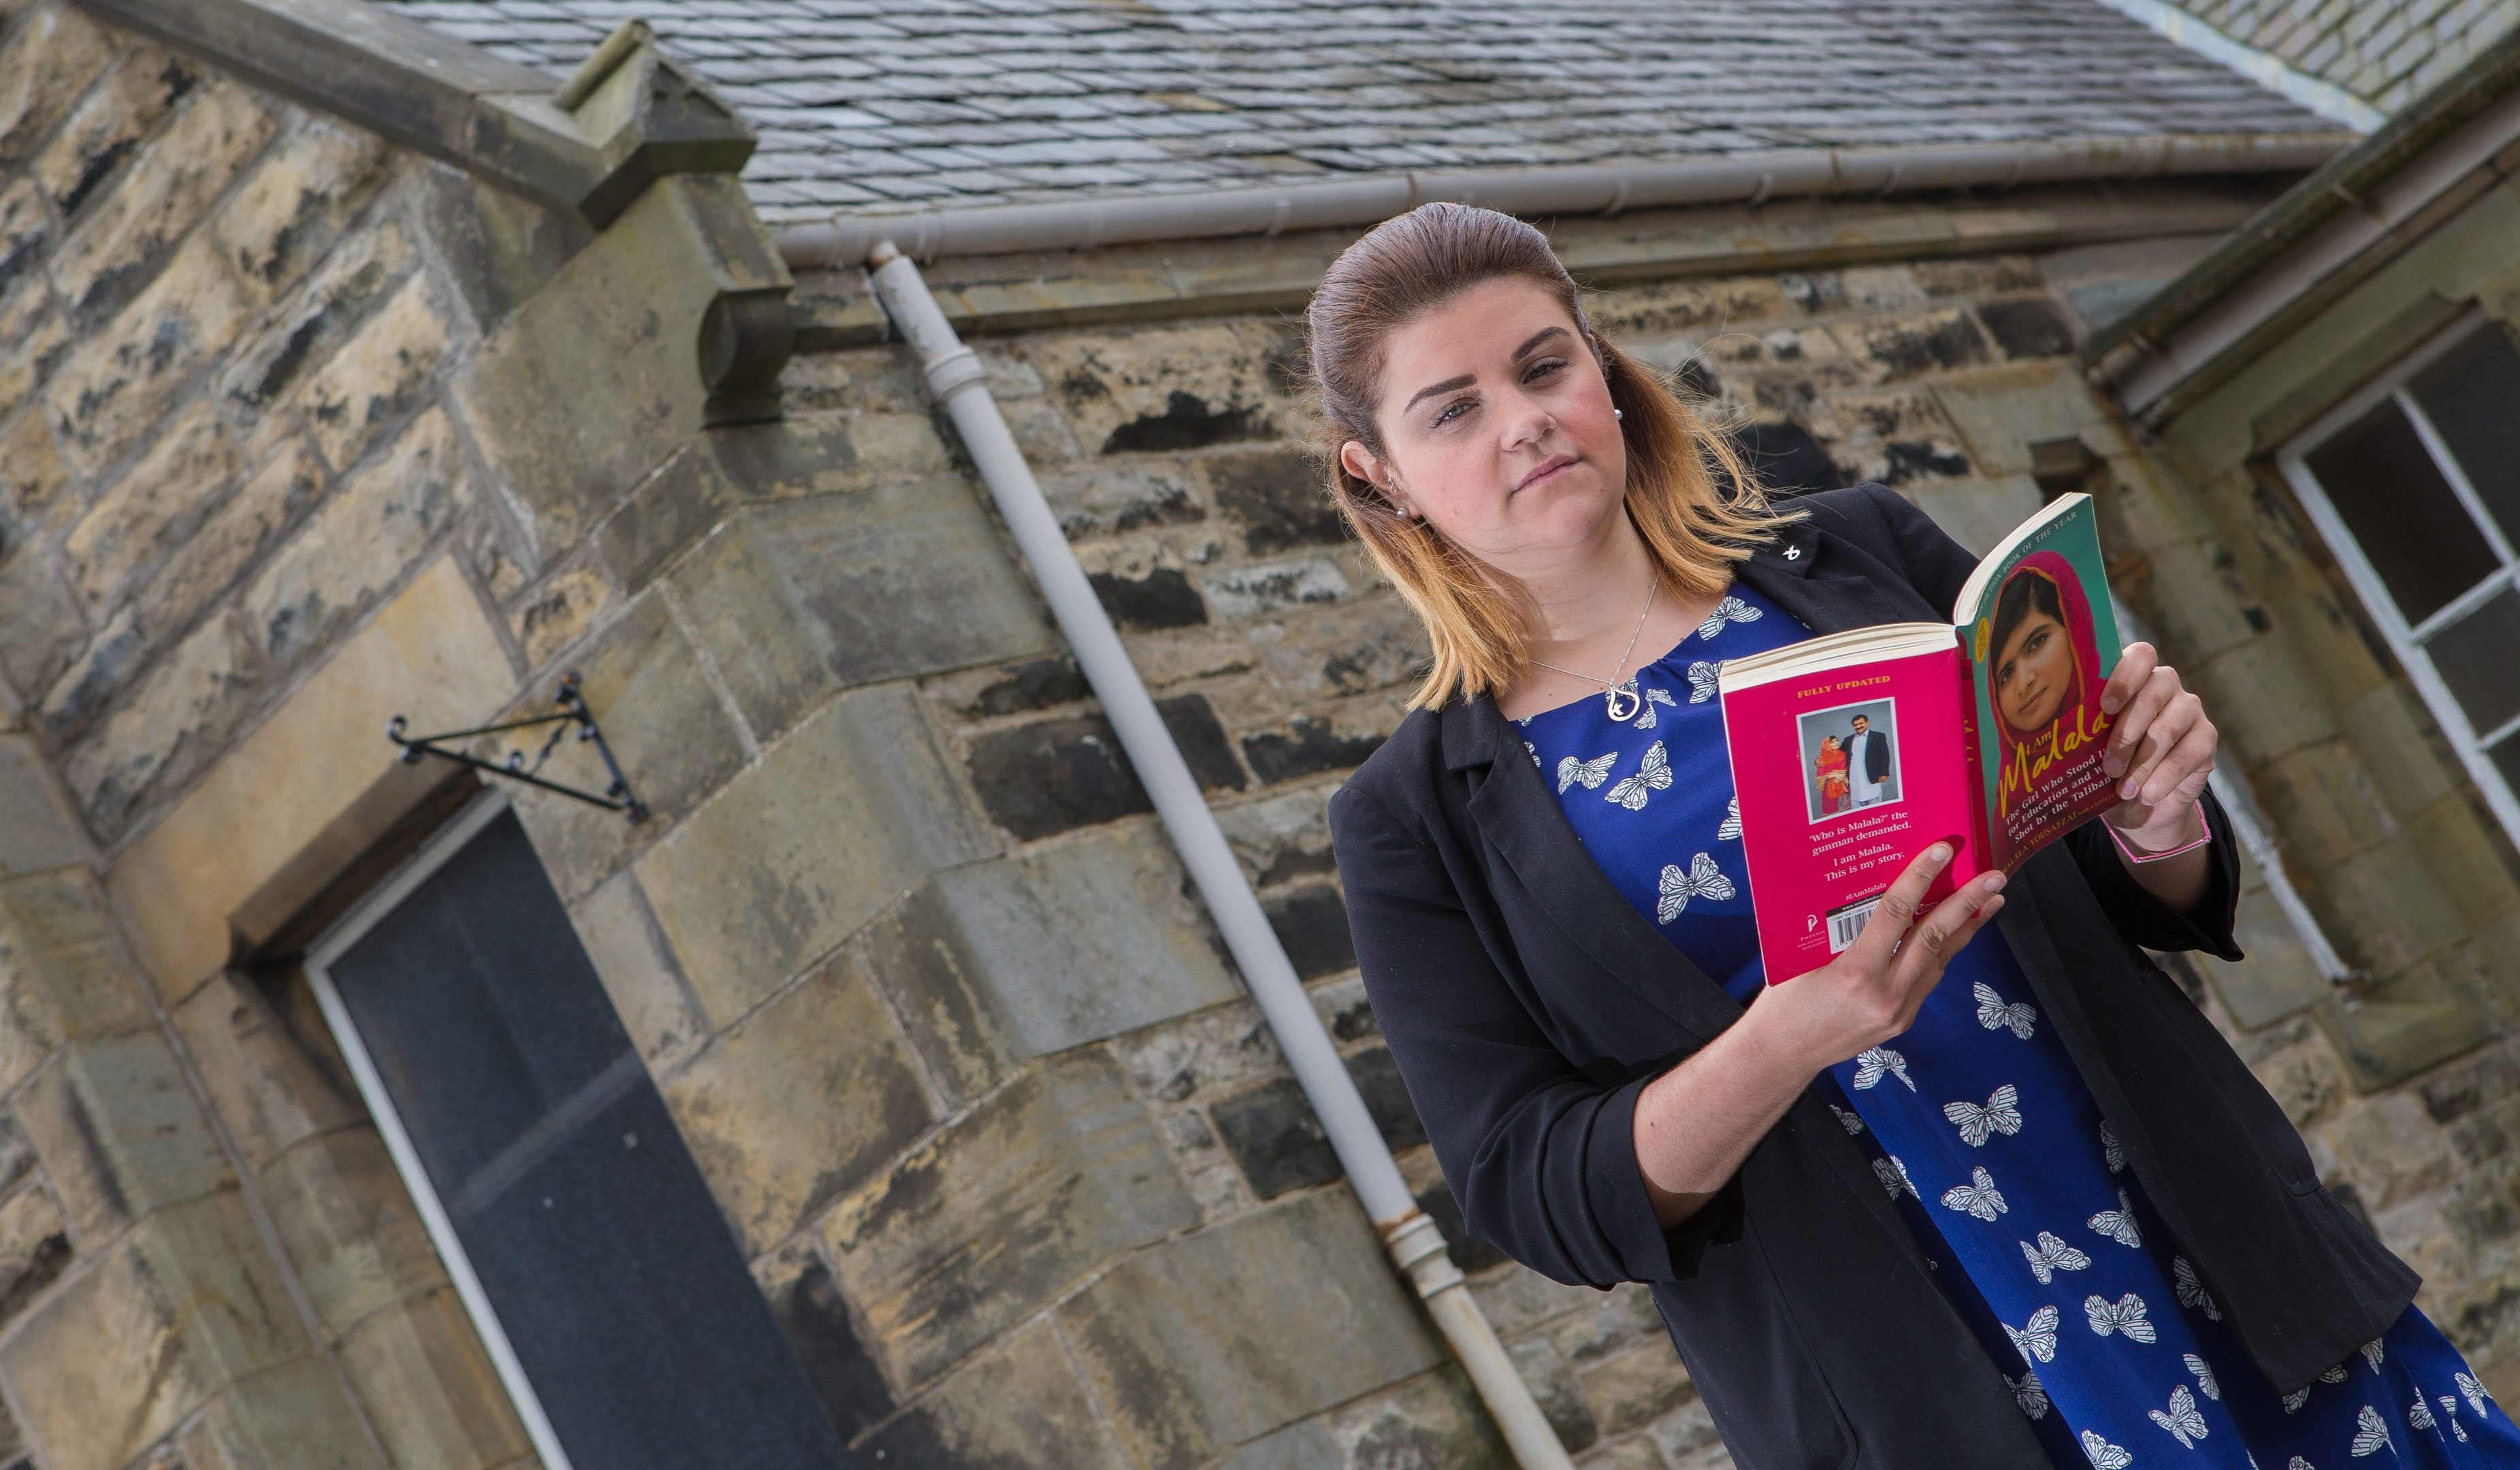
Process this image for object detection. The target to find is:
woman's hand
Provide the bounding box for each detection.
[2096,642,2218,909]
[1631,845,2005,1226]
[1747,843,2009,1075]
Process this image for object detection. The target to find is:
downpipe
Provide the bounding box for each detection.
[865,241,1577,1470]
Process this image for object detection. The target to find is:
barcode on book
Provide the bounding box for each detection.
[1826,896,1883,954]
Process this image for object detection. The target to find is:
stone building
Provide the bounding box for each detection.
[0,1,2510,1469]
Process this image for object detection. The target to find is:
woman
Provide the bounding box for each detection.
[1815,734,1850,817]
[1319,203,2510,1469]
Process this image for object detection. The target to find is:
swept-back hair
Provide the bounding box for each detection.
[1306,203,1794,709]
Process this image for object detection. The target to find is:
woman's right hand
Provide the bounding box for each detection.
[1747,844,2007,1075]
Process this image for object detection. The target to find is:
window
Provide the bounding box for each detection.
[305,798,847,1470]
[2280,312,2520,846]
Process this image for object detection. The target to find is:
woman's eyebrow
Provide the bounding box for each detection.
[1402,374,1475,412]
[1512,325,1571,361]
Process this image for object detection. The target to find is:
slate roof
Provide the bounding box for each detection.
[372,0,2336,224]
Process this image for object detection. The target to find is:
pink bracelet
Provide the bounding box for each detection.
[2107,800,2212,864]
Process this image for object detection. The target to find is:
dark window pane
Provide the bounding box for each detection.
[2423,585,2520,740]
[332,810,847,1469]
[2302,397,2499,626]
[2408,323,2520,550]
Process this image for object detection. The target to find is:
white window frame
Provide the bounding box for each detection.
[302,789,578,1470]
[2276,305,2520,850]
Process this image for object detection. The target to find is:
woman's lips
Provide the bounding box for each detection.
[1517,455,1577,491]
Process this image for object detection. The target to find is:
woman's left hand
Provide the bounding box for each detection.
[2098,641,2216,847]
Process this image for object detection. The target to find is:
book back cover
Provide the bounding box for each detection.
[1721,645,1980,983]
[1956,495,2125,872]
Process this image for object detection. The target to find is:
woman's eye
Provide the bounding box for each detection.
[2024,627,2049,655]
[1434,397,1474,425]
[1525,357,1566,383]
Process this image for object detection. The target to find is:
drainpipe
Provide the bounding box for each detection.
[865,242,1577,1470]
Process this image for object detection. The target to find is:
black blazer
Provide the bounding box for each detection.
[1331,485,2417,1470]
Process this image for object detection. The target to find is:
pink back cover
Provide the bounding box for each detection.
[1719,645,1980,983]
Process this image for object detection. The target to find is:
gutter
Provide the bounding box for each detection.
[864,243,1577,1470]
[781,133,2349,268]
[2086,27,2520,406]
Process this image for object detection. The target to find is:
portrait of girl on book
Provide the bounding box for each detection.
[1988,550,2110,828]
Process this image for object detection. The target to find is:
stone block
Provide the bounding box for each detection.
[852,821,1242,1102]
[0,1183,71,1332]
[32,46,197,218]
[106,557,514,1002]
[1027,322,1285,455]
[1206,1417,1344,1470]
[2195,637,2340,769]
[0,280,65,424]
[660,953,933,1255]
[1092,564,1209,630]
[1204,446,1344,555]
[0,174,48,326]
[260,1128,444,1339]
[452,176,771,557]
[1209,1076,1340,1200]
[1577,1338,1690,1436]
[61,610,265,843]
[144,443,326,646]
[1977,297,2078,360]
[413,167,592,341]
[1112,1000,1284,1105]
[0,378,69,531]
[1218,785,1337,888]
[223,220,415,418]
[16,1031,235,1248]
[752,1242,894,1442]
[240,406,466,672]
[1346,1043,1426,1153]
[1326,1369,1514,1470]
[1200,556,1354,621]
[637,683,998,1026]
[670,485,1052,741]
[63,398,244,615]
[1243,713,1388,785]
[595,413,880,591]
[179,1358,387,1470]
[2252,1032,2353,1130]
[1504,1335,1600,1453]
[2320,1092,2461,1215]
[568,871,707,1073]
[288,271,453,474]
[0,735,82,875]
[0,869,153,1091]
[963,701,1244,842]
[922,655,1090,725]
[1039,463,1204,541]
[1057,1188,1445,1470]
[335,1288,532,1470]
[169,970,361,1173]
[44,231,252,475]
[213,120,391,307]
[1263,882,1355,980]
[854,1319,1131,1467]
[0,545,82,704]
[1924,362,2118,481]
[822,1050,1196,1390]
[509,566,611,668]
[0,5,115,165]
[2206,883,2331,1031]
[503,589,749,903]
[1,1192,306,1470]
[49,80,278,320]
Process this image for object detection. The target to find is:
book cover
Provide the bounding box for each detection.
[1718,494,2125,983]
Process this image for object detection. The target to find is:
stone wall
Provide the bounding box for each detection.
[8,5,2518,1470]
[2145,0,2520,113]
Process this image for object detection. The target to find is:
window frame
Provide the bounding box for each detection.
[302,789,577,1470]
[2276,305,2520,850]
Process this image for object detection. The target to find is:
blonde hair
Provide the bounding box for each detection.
[1306,203,1795,708]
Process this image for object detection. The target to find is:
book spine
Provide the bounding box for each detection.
[1955,628,1997,875]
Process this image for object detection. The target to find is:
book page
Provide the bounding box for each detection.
[1954,493,2125,872]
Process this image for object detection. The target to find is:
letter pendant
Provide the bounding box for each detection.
[1604,685,1641,722]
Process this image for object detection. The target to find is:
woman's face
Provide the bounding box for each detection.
[1339,277,1628,580]
[1994,608,2074,734]
[1822,736,1841,753]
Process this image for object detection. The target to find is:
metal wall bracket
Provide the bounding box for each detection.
[387,672,649,821]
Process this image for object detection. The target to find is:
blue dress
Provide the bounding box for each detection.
[1515,581,2520,1469]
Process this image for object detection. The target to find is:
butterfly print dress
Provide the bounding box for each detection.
[1517,581,2519,1469]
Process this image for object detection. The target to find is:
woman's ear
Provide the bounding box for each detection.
[1340,440,1412,516]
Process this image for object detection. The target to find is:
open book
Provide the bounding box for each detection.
[1717,493,2122,983]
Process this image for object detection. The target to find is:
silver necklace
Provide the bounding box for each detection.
[1528,578,1659,721]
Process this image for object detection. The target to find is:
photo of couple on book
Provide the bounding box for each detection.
[1805,704,1898,818]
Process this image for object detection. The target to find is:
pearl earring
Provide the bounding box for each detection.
[1613,408,1624,420]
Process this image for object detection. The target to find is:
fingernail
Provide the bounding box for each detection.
[1984,872,2007,892]
[2103,757,2124,778]
[2119,778,2138,800]
[1927,843,1952,864]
